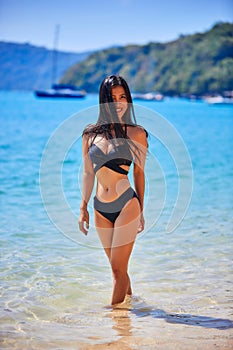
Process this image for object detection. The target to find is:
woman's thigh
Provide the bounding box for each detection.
[112,197,141,249]
[94,197,140,260]
[94,209,114,255]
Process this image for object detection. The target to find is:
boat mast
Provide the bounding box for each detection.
[52,25,60,86]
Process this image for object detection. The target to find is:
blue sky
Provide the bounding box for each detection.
[0,0,232,53]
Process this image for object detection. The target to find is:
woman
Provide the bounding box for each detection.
[79,75,148,306]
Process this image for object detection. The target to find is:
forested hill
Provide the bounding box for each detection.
[0,42,91,90]
[60,22,233,96]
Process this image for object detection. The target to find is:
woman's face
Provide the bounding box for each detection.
[111,85,128,122]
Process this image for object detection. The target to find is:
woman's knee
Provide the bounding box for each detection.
[111,264,127,279]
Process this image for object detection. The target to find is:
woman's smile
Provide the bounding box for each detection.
[111,85,128,120]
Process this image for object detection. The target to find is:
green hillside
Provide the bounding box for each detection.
[60,22,233,96]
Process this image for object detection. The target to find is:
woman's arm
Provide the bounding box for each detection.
[79,134,95,235]
[132,128,148,232]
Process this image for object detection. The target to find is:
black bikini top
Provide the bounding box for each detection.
[88,142,133,175]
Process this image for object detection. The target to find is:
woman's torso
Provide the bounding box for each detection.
[88,133,134,202]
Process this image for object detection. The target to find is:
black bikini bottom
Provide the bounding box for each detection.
[94,187,139,224]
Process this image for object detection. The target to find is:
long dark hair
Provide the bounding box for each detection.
[83,75,137,141]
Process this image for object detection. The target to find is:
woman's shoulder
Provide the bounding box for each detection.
[128,125,148,139]
[82,123,96,136]
[128,125,148,148]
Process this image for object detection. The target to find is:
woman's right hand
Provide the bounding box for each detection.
[78,208,89,235]
[137,212,145,233]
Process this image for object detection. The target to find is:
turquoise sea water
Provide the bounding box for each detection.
[0,91,233,349]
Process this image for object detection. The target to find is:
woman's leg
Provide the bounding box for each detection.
[95,210,132,296]
[94,197,140,305]
[95,210,130,300]
[110,242,135,305]
[94,210,114,259]
[110,197,140,305]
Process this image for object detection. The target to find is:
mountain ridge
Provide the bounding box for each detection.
[60,22,233,96]
[0,41,91,90]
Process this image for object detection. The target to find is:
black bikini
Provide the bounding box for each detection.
[88,142,132,175]
[88,141,139,224]
[94,187,138,224]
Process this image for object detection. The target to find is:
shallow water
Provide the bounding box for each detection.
[0,92,232,349]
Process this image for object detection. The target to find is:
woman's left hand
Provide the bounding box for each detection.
[137,213,145,233]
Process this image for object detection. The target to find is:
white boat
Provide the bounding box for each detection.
[132,92,164,101]
[204,96,233,105]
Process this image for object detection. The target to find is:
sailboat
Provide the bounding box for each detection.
[34,26,86,99]
[35,84,86,98]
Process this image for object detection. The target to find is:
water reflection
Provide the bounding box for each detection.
[105,305,133,350]
[111,308,132,337]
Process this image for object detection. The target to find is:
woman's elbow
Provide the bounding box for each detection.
[83,170,95,180]
[134,166,145,177]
